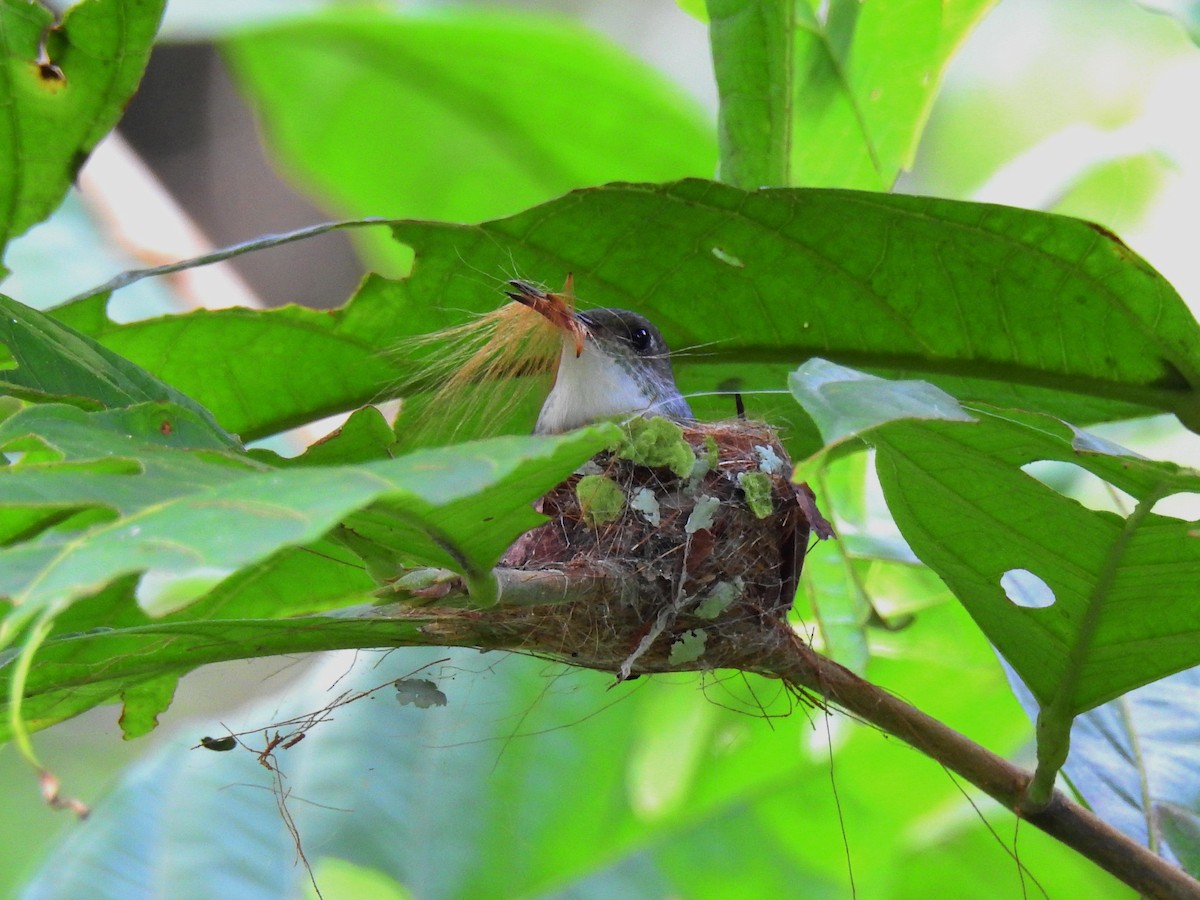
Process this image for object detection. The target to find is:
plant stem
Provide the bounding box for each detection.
[373,567,1200,899]
[707,0,794,189]
[764,640,1200,900]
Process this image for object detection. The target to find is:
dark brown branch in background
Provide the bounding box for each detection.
[371,565,1200,900]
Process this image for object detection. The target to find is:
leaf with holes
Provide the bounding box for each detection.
[0,0,165,262]
[867,416,1197,795]
[862,406,1200,717]
[791,360,1200,791]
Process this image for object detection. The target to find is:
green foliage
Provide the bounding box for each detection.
[789,0,998,189]
[2,0,1199,895]
[0,291,235,438]
[0,0,164,264]
[50,180,1200,449]
[790,359,1200,802]
[16,647,1126,898]
[0,334,615,738]
[222,8,716,269]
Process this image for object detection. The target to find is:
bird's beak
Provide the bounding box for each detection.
[505,274,587,358]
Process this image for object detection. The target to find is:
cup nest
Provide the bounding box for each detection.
[493,418,832,678]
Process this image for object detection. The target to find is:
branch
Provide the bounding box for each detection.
[369,566,1200,900]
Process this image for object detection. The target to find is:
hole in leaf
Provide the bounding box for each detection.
[136,566,234,617]
[1021,460,1136,515]
[710,246,744,268]
[1001,569,1056,609]
[1151,492,1200,522]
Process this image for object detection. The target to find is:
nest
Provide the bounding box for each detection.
[486,418,832,679]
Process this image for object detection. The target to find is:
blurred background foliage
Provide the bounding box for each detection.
[5,0,1200,896]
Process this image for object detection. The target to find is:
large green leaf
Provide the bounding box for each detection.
[0,0,165,262]
[790,0,998,189]
[869,407,1200,716]
[50,180,1200,447]
[0,402,255,547]
[0,401,614,736]
[223,8,716,270]
[52,283,401,442]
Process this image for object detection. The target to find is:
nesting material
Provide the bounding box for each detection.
[500,417,832,678]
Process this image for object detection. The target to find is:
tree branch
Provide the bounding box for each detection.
[370,566,1200,900]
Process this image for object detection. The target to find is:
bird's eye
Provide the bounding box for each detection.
[630,327,653,353]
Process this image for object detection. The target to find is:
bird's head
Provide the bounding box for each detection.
[505,278,693,434]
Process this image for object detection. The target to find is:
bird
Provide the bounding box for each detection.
[504,278,693,435]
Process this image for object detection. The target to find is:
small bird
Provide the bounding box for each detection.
[505,279,693,435]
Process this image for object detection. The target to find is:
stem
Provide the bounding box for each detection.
[369,567,1200,899]
[763,640,1200,900]
[707,0,794,189]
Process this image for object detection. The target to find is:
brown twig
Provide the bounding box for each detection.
[368,566,1200,900]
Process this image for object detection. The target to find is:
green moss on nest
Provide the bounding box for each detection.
[615,417,695,477]
[737,472,774,519]
[575,474,625,526]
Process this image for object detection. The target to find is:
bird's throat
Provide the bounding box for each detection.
[535,343,656,435]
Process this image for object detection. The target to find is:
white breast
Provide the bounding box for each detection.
[535,342,653,434]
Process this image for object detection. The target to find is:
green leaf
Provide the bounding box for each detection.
[0,402,253,555]
[707,0,793,188]
[54,181,1200,448]
[789,358,975,443]
[0,412,614,736]
[0,293,237,444]
[0,618,431,741]
[0,0,165,261]
[0,421,616,624]
[285,406,397,467]
[0,403,256,545]
[53,283,403,442]
[1160,803,1200,878]
[855,401,1200,794]
[790,0,998,189]
[865,406,1200,712]
[223,8,715,270]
